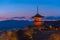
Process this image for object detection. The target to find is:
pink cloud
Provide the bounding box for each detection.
[0,16,30,21]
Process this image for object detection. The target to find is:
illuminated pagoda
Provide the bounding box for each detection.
[31,6,45,31]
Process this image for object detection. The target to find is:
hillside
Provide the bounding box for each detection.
[0,20,60,31]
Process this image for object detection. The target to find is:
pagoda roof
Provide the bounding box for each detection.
[32,6,44,18]
[32,13,44,18]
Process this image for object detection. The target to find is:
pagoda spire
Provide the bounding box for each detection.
[37,6,39,14]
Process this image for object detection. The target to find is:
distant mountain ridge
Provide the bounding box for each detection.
[0,20,33,31]
[0,20,60,31]
[43,16,60,21]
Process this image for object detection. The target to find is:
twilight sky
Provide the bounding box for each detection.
[0,0,60,18]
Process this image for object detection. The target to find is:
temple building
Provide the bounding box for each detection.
[31,6,50,31]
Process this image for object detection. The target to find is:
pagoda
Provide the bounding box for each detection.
[31,6,45,31]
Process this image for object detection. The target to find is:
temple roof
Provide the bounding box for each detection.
[32,6,44,18]
[32,13,44,18]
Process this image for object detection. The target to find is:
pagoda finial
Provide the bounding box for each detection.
[36,0,40,14]
[37,6,39,14]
